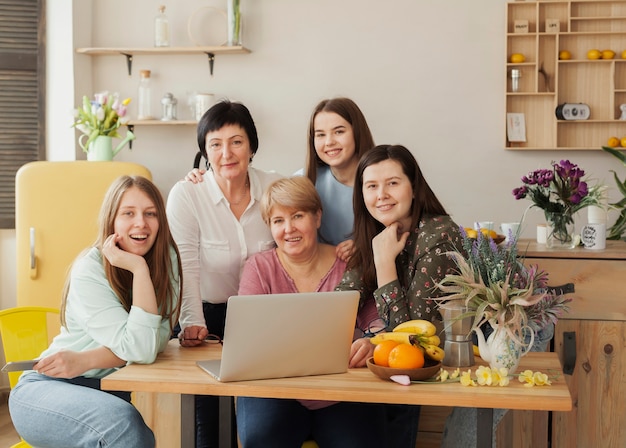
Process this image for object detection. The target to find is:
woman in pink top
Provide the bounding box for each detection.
[236,176,385,448]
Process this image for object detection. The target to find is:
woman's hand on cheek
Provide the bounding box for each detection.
[349,338,374,368]
[372,223,409,265]
[102,234,146,274]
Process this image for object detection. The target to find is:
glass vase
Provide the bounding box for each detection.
[546,211,576,249]
[227,0,242,46]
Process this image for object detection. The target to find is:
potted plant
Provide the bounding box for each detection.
[601,146,626,240]
[512,159,601,248]
[433,230,571,373]
[73,92,135,161]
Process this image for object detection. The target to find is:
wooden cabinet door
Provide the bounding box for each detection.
[553,319,625,447]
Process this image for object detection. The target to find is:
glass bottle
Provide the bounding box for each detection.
[137,70,153,120]
[154,5,170,47]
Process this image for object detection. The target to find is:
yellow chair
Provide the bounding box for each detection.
[0,306,60,448]
[302,441,319,448]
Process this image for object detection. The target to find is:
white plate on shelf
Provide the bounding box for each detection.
[187,6,227,47]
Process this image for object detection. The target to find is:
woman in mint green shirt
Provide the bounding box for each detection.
[9,175,182,448]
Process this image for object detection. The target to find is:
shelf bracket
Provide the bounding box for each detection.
[206,52,215,76]
[128,124,134,149]
[122,53,133,76]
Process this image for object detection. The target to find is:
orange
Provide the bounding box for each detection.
[608,136,620,148]
[373,340,400,367]
[388,343,425,369]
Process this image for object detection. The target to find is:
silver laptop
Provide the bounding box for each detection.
[197,291,360,382]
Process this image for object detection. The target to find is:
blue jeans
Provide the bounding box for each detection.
[9,371,154,448]
[236,397,385,448]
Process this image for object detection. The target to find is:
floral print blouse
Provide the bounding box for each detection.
[336,214,463,328]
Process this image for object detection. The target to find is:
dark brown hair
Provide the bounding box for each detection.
[348,145,448,290]
[305,97,375,184]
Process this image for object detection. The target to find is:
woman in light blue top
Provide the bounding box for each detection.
[9,175,182,448]
[304,97,375,259]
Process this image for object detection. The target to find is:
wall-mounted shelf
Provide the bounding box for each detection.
[127,120,197,126]
[76,46,250,75]
[505,0,626,150]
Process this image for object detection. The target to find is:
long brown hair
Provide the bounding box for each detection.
[61,176,182,331]
[305,97,375,184]
[348,145,448,291]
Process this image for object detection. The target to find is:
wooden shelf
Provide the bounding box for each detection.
[76,46,250,55]
[127,120,197,126]
[505,0,626,150]
[76,46,250,75]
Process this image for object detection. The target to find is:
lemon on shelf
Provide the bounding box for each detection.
[621,137,626,148]
[587,49,602,60]
[608,136,620,148]
[509,53,525,63]
[622,50,626,59]
[559,50,572,60]
[601,49,616,60]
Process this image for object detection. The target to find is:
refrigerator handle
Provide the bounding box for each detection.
[30,227,38,278]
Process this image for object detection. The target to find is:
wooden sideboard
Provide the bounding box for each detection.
[516,239,626,448]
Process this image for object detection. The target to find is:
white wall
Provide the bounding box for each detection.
[1,0,623,377]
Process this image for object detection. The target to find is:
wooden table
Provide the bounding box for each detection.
[102,340,572,448]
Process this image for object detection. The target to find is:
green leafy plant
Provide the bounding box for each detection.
[601,146,626,240]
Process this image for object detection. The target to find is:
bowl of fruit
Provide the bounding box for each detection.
[464,227,505,245]
[367,319,444,381]
[366,356,441,381]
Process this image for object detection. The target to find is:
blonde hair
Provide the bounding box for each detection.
[261,177,322,225]
[61,175,182,331]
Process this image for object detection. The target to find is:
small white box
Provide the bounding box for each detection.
[514,20,529,34]
[506,113,526,142]
[546,19,560,33]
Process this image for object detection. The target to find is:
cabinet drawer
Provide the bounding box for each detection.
[525,258,626,321]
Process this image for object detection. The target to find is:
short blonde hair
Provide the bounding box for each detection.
[261,177,322,224]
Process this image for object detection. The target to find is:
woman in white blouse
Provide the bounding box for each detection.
[166,100,282,447]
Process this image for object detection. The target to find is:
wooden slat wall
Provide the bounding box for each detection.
[0,0,45,229]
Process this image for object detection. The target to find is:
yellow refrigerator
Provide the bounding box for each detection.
[15,161,152,309]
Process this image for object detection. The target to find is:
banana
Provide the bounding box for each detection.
[393,319,436,337]
[369,332,417,346]
[417,334,441,347]
[422,344,445,361]
[473,344,481,358]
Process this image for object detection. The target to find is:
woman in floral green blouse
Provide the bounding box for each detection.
[336,144,463,328]
[335,144,463,447]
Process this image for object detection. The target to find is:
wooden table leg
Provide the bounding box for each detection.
[181,394,195,448]
[477,408,494,448]
[218,396,237,448]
